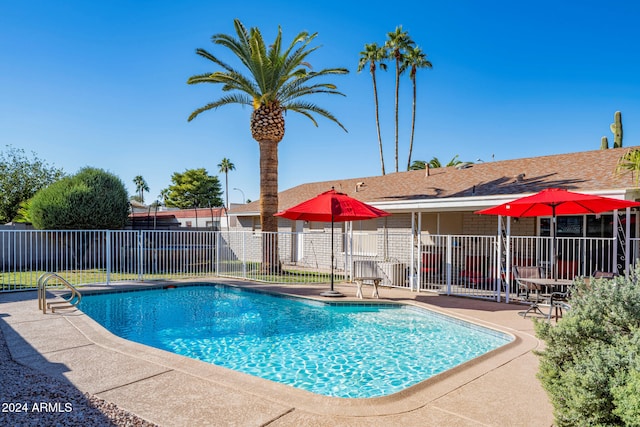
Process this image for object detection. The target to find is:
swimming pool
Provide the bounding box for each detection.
[77,284,512,398]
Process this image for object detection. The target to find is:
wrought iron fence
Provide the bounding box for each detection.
[0,229,631,303]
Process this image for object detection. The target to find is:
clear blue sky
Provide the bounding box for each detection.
[2,1,639,205]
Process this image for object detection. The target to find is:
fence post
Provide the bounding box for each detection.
[106,230,111,285]
[215,231,219,277]
[138,231,144,281]
[242,231,247,279]
[446,235,452,295]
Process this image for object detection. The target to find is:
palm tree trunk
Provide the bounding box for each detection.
[372,71,385,175]
[407,77,417,171]
[259,140,280,273]
[394,59,400,172]
[225,171,229,209]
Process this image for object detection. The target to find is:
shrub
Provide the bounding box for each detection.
[30,167,129,229]
[535,270,640,426]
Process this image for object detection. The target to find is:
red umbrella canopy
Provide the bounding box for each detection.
[475,188,640,217]
[275,189,390,222]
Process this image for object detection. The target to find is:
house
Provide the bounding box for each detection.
[129,207,228,230]
[228,147,640,291]
[230,147,640,239]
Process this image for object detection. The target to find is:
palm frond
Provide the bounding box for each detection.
[194,48,234,73]
[285,101,347,132]
[187,94,252,121]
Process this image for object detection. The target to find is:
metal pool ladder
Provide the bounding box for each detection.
[37,272,82,314]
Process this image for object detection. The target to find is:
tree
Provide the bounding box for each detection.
[358,43,388,175]
[409,156,466,170]
[385,26,414,172]
[409,160,427,170]
[159,188,169,206]
[30,167,129,229]
[217,158,235,209]
[404,46,432,171]
[187,19,348,271]
[133,175,149,203]
[162,168,223,209]
[0,145,65,223]
[615,148,640,186]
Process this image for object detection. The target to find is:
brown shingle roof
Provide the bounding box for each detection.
[231,147,639,214]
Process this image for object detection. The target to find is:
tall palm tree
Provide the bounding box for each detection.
[385,26,414,172]
[217,157,235,209]
[357,43,388,175]
[133,175,149,203]
[187,20,348,270]
[404,46,432,171]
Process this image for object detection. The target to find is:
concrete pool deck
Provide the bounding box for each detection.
[0,280,554,426]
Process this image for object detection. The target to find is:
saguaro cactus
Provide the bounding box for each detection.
[601,136,609,150]
[610,111,623,148]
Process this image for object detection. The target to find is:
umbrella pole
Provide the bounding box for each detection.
[552,206,557,280]
[331,218,334,291]
[320,215,344,297]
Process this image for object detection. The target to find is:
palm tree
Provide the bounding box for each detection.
[217,158,235,209]
[358,43,388,175]
[428,157,442,168]
[412,155,464,169]
[385,26,414,172]
[409,160,427,170]
[187,20,348,271]
[133,175,149,203]
[404,46,432,171]
[159,188,169,206]
[615,149,640,186]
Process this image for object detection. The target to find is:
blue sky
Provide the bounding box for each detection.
[2,1,639,205]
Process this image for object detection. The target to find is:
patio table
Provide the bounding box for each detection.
[517,278,572,318]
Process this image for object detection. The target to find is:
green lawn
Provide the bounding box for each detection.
[0,265,339,291]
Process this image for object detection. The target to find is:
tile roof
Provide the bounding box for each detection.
[231,146,640,214]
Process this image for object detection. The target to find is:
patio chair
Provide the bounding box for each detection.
[592,270,617,279]
[548,290,571,322]
[459,255,490,288]
[548,270,616,321]
[421,252,442,283]
[514,265,548,317]
[557,259,579,280]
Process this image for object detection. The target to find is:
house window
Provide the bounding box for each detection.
[540,216,583,237]
[308,221,326,231]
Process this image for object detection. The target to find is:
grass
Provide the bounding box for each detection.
[0,264,341,291]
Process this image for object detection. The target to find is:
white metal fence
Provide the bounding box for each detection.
[1,229,635,303]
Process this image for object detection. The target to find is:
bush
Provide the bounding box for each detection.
[30,167,129,229]
[535,270,640,426]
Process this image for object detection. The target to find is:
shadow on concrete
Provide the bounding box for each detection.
[0,293,118,426]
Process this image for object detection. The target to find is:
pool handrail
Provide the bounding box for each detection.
[37,272,82,313]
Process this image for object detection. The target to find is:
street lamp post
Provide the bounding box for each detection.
[233,187,245,204]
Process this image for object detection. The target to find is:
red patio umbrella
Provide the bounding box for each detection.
[475,188,640,278]
[275,188,390,296]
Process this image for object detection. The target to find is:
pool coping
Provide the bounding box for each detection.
[1,279,553,425]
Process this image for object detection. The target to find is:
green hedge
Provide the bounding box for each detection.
[30,167,129,229]
[535,269,640,426]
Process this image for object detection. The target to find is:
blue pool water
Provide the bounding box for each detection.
[78,285,512,398]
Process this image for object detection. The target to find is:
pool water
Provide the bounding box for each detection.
[78,285,512,398]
